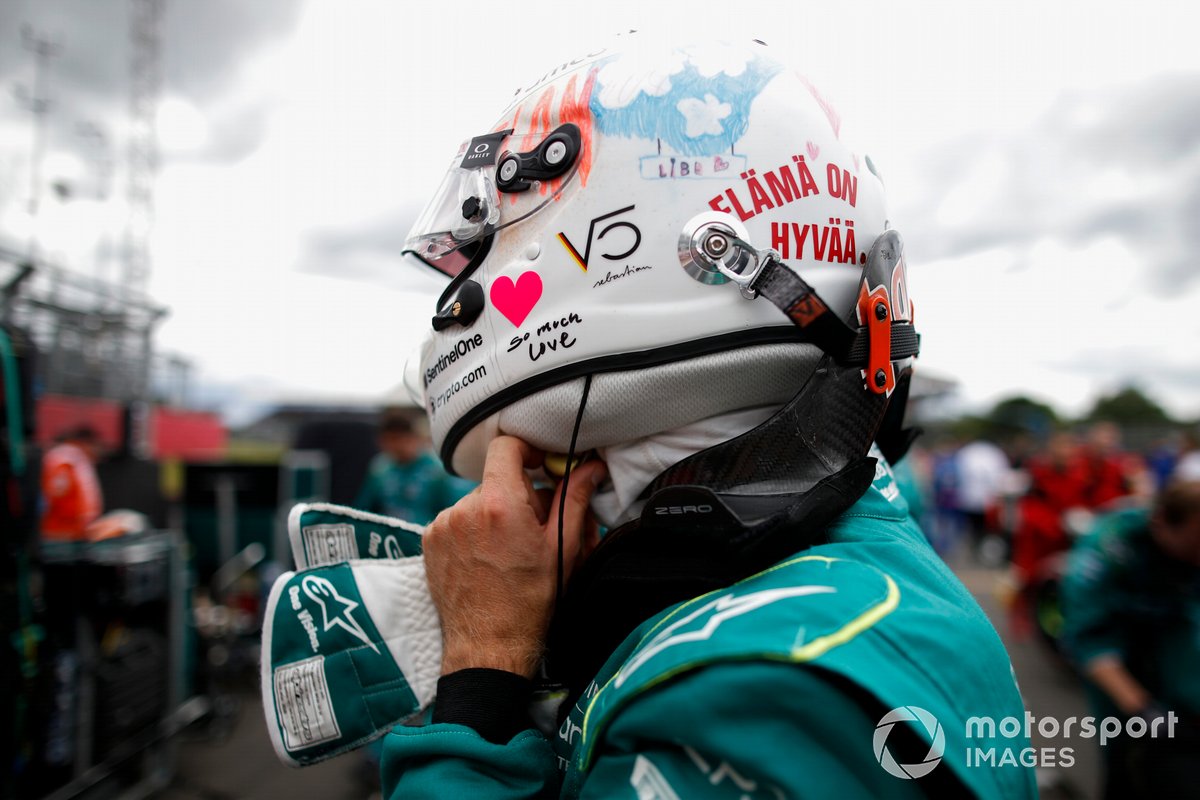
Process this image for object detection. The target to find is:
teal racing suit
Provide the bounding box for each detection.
[381,460,1035,798]
[1061,508,1200,719]
[355,450,476,525]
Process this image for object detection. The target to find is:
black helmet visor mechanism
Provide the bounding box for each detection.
[402,124,583,283]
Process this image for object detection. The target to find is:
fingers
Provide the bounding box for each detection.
[487,438,544,474]
[476,437,606,568]
[546,458,608,552]
[479,436,548,525]
[481,436,542,489]
[532,486,555,522]
[579,514,601,562]
[421,506,456,561]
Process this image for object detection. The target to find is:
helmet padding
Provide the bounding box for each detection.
[449,342,822,478]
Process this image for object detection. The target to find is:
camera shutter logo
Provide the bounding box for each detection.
[873,706,945,779]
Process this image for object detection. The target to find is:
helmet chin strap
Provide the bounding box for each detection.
[555,374,594,616]
[644,228,919,507]
[545,230,921,712]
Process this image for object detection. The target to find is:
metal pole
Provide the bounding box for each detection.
[16,25,61,265]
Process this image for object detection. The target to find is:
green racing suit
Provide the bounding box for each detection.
[381,459,1035,798]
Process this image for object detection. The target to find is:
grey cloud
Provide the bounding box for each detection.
[0,0,303,167]
[1043,344,1200,396]
[1068,74,1200,168]
[163,0,304,102]
[304,215,410,270]
[1,0,303,101]
[898,73,1200,295]
[1063,174,1200,293]
[173,99,273,163]
[0,2,125,106]
[297,206,436,288]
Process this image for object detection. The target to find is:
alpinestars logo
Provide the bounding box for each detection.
[301,575,380,654]
[616,585,836,688]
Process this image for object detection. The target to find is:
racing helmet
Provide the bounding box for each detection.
[403,37,905,479]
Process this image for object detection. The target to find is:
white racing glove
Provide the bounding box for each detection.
[287,501,424,568]
[261,503,442,766]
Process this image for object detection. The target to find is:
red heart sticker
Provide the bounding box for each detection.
[490,271,543,328]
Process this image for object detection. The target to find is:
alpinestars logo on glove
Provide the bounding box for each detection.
[301,575,381,654]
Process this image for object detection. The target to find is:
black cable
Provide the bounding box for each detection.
[556,374,593,613]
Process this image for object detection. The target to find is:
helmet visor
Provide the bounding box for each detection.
[403,128,581,278]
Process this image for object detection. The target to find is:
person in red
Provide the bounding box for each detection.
[1080,421,1150,507]
[1011,427,1151,643]
[40,426,104,541]
[1012,431,1090,585]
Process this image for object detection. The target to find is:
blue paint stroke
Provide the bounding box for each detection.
[591,57,782,157]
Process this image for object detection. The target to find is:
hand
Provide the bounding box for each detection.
[1131,702,1168,727]
[422,436,607,679]
[1085,654,1153,717]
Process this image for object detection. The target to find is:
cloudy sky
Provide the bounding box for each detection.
[0,0,1197,424]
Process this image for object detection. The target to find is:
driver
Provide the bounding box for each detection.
[381,37,1034,798]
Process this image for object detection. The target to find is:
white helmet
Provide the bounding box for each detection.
[403,37,910,479]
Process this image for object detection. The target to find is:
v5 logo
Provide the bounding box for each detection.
[557,205,641,272]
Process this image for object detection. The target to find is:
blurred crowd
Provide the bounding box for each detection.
[912,422,1196,569]
[906,423,1200,797]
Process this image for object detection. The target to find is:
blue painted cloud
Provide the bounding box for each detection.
[590,56,782,157]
